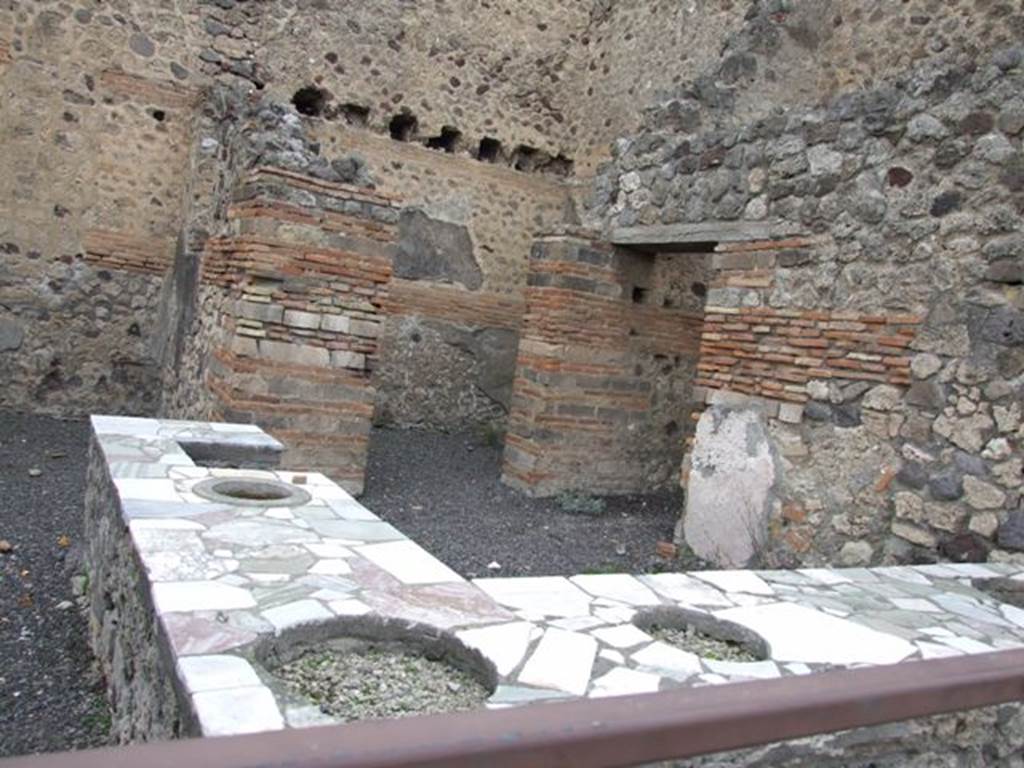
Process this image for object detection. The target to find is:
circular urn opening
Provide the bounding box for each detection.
[634,606,769,663]
[257,617,496,724]
[192,477,311,507]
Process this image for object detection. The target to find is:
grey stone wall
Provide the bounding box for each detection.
[82,436,184,742]
[674,703,1024,767]
[591,46,1023,566]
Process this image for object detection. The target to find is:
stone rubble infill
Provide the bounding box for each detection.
[88,416,1024,737]
[274,648,490,723]
[650,626,759,663]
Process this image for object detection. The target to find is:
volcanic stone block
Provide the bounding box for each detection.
[683,407,780,568]
[0,317,24,351]
[395,209,482,290]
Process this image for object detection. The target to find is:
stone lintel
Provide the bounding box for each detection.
[610,221,803,252]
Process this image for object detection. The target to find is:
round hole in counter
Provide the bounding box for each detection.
[256,615,497,724]
[634,605,769,663]
[192,477,311,507]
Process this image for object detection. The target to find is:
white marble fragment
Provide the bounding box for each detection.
[264,509,294,520]
[550,615,606,632]
[356,540,461,585]
[456,621,535,676]
[261,599,333,631]
[593,606,637,624]
[917,641,964,659]
[590,667,661,698]
[632,642,702,680]
[570,574,661,606]
[599,649,625,665]
[328,599,372,617]
[130,518,205,530]
[639,574,734,608]
[1001,604,1024,629]
[716,602,916,665]
[177,655,261,693]
[939,636,995,654]
[309,559,352,576]
[591,624,651,649]
[518,629,597,696]
[944,563,999,578]
[694,570,774,596]
[305,543,355,559]
[114,478,181,502]
[873,567,932,585]
[152,581,256,613]
[475,577,593,618]
[704,659,780,679]
[192,686,285,736]
[249,573,291,583]
[891,598,941,613]
[697,674,728,685]
[798,569,852,585]
[920,626,955,638]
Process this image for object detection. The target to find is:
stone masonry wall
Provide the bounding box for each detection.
[1,0,586,423]
[577,0,1024,183]
[694,236,921,405]
[592,47,1024,566]
[503,234,705,496]
[0,4,202,414]
[159,94,397,494]
[308,123,570,431]
[82,435,183,742]
[678,702,1024,768]
[6,0,1024,418]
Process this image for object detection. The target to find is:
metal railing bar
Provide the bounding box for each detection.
[4,649,1024,768]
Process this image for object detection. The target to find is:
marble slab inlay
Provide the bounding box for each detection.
[88,415,1024,739]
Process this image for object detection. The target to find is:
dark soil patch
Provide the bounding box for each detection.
[364,427,682,578]
[0,410,111,757]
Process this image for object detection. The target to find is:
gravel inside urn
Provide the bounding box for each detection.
[276,646,490,722]
[650,625,760,662]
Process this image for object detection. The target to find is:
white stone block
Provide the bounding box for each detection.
[457,621,534,676]
[715,602,916,665]
[283,309,321,329]
[330,350,367,370]
[261,599,333,631]
[357,540,462,585]
[178,655,261,693]
[518,629,597,695]
[192,686,284,736]
[320,314,351,333]
[590,667,661,698]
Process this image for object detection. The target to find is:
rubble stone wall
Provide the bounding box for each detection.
[307,124,569,431]
[0,4,202,414]
[591,46,1024,566]
[0,0,584,421]
[679,702,1024,768]
[82,436,184,742]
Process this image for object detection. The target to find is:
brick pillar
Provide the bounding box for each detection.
[200,167,397,494]
[502,233,703,497]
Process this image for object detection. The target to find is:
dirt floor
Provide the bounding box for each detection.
[0,411,110,758]
[0,411,682,756]
[363,426,682,579]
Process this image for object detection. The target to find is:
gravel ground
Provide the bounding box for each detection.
[276,646,489,722]
[364,427,682,578]
[651,626,760,663]
[0,410,111,758]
